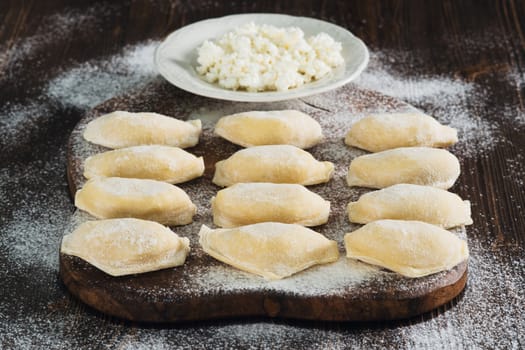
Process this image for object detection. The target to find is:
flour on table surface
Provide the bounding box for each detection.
[0,153,73,271]
[0,4,115,84]
[46,42,158,109]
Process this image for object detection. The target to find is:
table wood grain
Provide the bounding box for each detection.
[1,1,524,349]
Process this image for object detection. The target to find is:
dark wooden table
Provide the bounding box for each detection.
[1,1,524,348]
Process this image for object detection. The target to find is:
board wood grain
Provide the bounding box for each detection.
[61,79,468,322]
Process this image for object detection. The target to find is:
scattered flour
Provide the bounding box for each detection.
[506,71,525,127]
[0,101,51,150]
[192,257,382,295]
[46,41,158,109]
[0,153,73,271]
[0,4,115,83]
[504,154,525,187]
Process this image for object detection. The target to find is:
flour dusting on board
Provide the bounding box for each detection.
[191,256,387,296]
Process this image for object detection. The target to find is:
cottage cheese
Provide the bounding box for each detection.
[196,22,344,92]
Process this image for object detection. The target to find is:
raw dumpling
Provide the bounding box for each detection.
[345,112,457,152]
[199,223,339,280]
[212,183,330,227]
[215,110,323,148]
[344,220,469,278]
[347,147,460,189]
[347,184,472,228]
[84,145,205,184]
[75,177,196,225]
[213,145,334,187]
[61,218,191,276]
[83,111,202,149]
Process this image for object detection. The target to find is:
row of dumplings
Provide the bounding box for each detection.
[61,109,470,280]
[63,112,206,276]
[344,113,470,278]
[206,111,338,280]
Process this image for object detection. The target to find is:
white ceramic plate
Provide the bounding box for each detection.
[154,13,369,102]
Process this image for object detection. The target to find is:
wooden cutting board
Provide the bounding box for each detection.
[61,79,468,323]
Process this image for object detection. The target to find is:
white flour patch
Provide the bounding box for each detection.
[192,257,382,296]
[357,66,470,102]
[46,41,159,109]
[0,101,51,150]
[505,70,525,127]
[0,155,73,271]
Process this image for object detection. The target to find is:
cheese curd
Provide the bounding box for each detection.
[196,22,344,92]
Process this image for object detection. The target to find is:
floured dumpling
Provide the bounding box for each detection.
[75,177,196,225]
[212,182,330,227]
[213,145,334,187]
[345,112,457,152]
[83,111,202,149]
[347,147,460,189]
[61,218,191,276]
[199,223,339,280]
[84,145,205,184]
[347,184,472,228]
[215,110,323,148]
[344,220,469,278]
